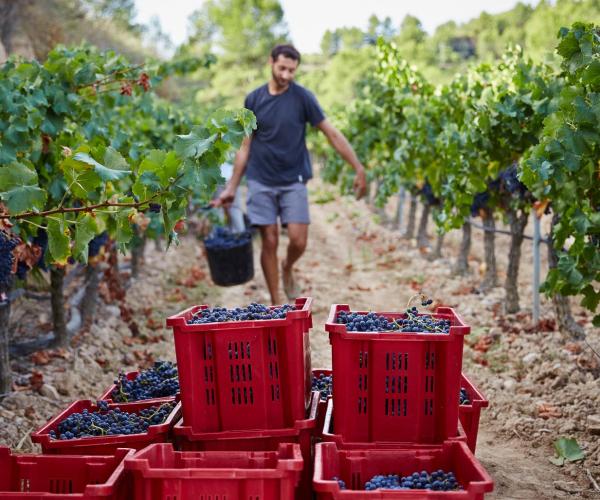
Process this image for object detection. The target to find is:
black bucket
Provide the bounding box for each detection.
[203,228,254,286]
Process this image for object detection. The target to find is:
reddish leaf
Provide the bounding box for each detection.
[24,406,37,419]
[472,335,494,353]
[537,403,562,419]
[146,317,163,330]
[51,348,70,359]
[564,342,582,354]
[29,370,44,391]
[95,357,108,367]
[472,353,488,366]
[30,351,51,365]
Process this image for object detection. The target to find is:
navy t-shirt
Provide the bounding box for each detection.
[244,82,325,186]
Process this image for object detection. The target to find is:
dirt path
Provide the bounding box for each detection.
[1,179,598,499]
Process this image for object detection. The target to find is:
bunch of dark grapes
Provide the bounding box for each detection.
[332,477,346,490]
[498,164,528,199]
[364,470,461,491]
[204,227,252,250]
[394,306,450,333]
[335,311,399,332]
[187,302,295,325]
[470,192,490,217]
[110,361,179,402]
[0,231,19,294]
[419,181,440,206]
[312,373,333,401]
[88,232,109,258]
[336,304,449,334]
[459,387,471,405]
[148,203,161,213]
[16,261,29,280]
[49,401,175,440]
[32,228,48,271]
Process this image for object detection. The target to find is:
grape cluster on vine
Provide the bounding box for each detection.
[187,302,295,324]
[49,401,175,440]
[110,361,179,402]
[88,232,109,258]
[499,164,528,199]
[0,231,19,294]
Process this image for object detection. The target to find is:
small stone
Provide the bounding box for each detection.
[522,352,540,365]
[503,378,517,391]
[553,481,583,494]
[39,383,60,400]
[490,378,503,390]
[105,305,121,317]
[123,352,136,365]
[560,421,577,433]
[551,374,568,390]
[587,415,600,435]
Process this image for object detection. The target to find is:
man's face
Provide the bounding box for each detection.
[270,55,299,89]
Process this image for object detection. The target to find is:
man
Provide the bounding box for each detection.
[215,44,367,305]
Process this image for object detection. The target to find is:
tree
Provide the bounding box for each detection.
[321,30,341,57]
[83,0,141,34]
[185,0,288,106]
[367,15,396,44]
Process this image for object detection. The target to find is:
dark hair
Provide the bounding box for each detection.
[271,44,301,63]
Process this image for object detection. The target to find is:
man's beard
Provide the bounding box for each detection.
[271,70,290,89]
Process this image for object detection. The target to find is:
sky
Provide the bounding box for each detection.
[134,0,537,54]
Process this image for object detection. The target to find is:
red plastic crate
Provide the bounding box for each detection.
[98,371,177,405]
[326,305,469,444]
[173,391,319,500]
[313,441,494,499]
[459,374,489,453]
[0,447,134,499]
[124,442,303,500]
[31,401,181,455]
[320,399,468,449]
[166,297,313,433]
[312,369,332,438]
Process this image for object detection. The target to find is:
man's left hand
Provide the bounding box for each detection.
[353,167,367,199]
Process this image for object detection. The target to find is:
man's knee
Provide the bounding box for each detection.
[260,227,279,253]
[288,234,307,254]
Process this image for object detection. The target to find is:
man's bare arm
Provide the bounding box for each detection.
[316,119,367,198]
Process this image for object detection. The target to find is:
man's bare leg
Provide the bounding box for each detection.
[259,224,281,305]
[282,223,308,299]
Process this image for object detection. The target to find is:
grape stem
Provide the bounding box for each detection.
[74,64,145,91]
[406,292,427,309]
[140,402,173,422]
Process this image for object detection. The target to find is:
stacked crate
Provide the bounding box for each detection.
[312,304,494,499]
[166,296,316,499]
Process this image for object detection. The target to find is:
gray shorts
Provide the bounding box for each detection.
[247,179,310,226]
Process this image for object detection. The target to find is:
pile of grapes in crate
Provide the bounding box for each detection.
[0,297,493,499]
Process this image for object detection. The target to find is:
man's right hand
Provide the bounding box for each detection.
[211,185,236,208]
